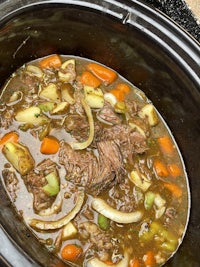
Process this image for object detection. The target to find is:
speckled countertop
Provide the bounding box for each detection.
[143,0,200,42]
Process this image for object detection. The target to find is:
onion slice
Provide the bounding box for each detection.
[29,190,84,230]
[86,251,129,267]
[71,98,94,150]
[92,198,143,224]
[38,192,63,216]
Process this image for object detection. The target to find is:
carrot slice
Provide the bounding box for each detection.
[144,250,156,266]
[163,182,182,198]
[153,159,169,177]
[168,163,182,177]
[80,71,101,88]
[115,83,131,93]
[158,136,174,154]
[0,132,19,149]
[129,258,140,267]
[87,63,117,84]
[110,89,125,101]
[40,136,60,154]
[61,244,83,261]
[39,54,62,69]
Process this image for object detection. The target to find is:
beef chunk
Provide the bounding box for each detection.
[24,159,58,212]
[79,221,114,261]
[59,140,123,195]
[97,102,122,125]
[0,110,14,129]
[2,169,19,201]
[100,124,148,164]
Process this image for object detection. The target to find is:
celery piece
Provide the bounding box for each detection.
[38,102,55,112]
[98,213,110,231]
[43,172,60,196]
[144,191,156,210]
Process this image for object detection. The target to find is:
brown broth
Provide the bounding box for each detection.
[0,55,190,267]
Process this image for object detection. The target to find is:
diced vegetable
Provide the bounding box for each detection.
[84,85,104,109]
[129,258,140,267]
[61,244,83,261]
[8,91,23,104]
[143,250,155,267]
[61,83,75,104]
[154,194,166,208]
[163,182,182,198]
[114,101,127,114]
[115,83,131,94]
[39,83,60,102]
[98,214,110,231]
[130,170,152,192]
[0,132,19,149]
[153,160,169,177]
[58,59,75,82]
[144,191,155,210]
[139,221,178,252]
[87,63,117,84]
[104,93,117,106]
[129,121,146,137]
[157,136,174,154]
[168,163,181,177]
[15,106,49,126]
[40,136,60,154]
[110,89,125,102]
[51,102,69,114]
[80,71,101,88]
[39,54,62,69]
[26,65,43,78]
[138,104,159,126]
[2,141,35,175]
[43,171,60,196]
[62,222,77,240]
[38,123,51,141]
[38,102,55,112]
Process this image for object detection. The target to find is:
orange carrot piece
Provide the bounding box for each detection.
[144,250,156,266]
[129,258,140,267]
[163,182,182,198]
[0,132,19,149]
[87,63,117,84]
[157,136,174,154]
[61,244,83,261]
[39,54,62,69]
[116,83,131,94]
[103,260,114,265]
[110,89,125,101]
[40,136,60,154]
[153,159,169,177]
[80,71,101,88]
[168,163,182,177]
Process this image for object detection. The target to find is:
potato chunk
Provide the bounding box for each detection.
[138,103,159,126]
[2,142,35,175]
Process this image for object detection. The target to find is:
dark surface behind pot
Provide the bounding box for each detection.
[0,1,200,266]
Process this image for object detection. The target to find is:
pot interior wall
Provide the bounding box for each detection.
[0,2,200,267]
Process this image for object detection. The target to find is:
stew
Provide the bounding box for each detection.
[0,55,189,267]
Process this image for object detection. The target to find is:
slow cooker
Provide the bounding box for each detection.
[0,1,199,266]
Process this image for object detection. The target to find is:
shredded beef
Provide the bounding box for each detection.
[99,124,148,164]
[24,159,58,212]
[2,169,19,201]
[97,102,122,125]
[79,221,114,261]
[59,140,124,195]
[0,110,14,129]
